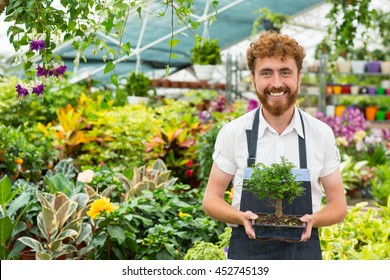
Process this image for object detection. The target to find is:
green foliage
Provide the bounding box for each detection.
[89,183,225,260]
[190,35,222,65]
[184,227,231,260]
[246,157,304,217]
[371,164,390,206]
[0,124,57,182]
[325,0,377,61]
[0,77,81,127]
[195,122,223,188]
[123,71,153,97]
[3,0,205,95]
[78,103,159,172]
[320,200,390,260]
[18,191,93,260]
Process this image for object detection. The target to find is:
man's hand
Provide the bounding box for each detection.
[242,211,259,239]
[299,214,313,242]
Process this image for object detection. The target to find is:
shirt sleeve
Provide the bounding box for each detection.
[320,126,340,177]
[212,125,237,175]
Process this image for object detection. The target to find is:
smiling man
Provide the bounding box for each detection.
[202,32,347,260]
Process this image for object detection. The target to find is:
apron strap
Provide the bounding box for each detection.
[247,108,260,167]
[298,110,307,169]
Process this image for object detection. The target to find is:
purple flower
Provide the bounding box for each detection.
[16,84,29,99]
[55,65,67,76]
[247,99,259,112]
[32,84,46,96]
[37,65,49,77]
[29,40,45,51]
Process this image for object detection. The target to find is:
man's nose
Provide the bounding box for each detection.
[271,73,283,88]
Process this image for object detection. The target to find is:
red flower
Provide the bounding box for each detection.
[186,160,193,168]
[185,169,193,178]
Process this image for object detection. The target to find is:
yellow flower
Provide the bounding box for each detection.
[353,129,366,142]
[178,211,191,219]
[336,136,348,147]
[87,197,119,220]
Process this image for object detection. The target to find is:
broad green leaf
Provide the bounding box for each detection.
[0,175,12,208]
[122,42,131,56]
[104,61,115,74]
[110,74,119,87]
[0,216,13,245]
[107,225,125,244]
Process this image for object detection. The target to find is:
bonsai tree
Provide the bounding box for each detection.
[246,156,305,218]
[190,35,222,66]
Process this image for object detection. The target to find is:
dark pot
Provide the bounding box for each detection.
[262,19,280,32]
[252,213,306,242]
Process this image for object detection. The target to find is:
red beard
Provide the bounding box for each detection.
[257,85,298,116]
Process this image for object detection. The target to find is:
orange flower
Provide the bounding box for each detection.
[15,158,24,165]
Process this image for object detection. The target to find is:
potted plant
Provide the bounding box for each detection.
[190,35,222,81]
[246,156,306,241]
[350,46,368,74]
[124,71,156,104]
[251,7,289,35]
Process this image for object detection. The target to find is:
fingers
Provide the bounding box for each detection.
[300,214,312,242]
[242,211,258,239]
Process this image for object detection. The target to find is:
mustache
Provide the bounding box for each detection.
[264,86,291,95]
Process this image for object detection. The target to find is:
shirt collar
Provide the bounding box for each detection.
[258,106,304,138]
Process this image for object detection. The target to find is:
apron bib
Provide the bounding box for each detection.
[227,108,322,260]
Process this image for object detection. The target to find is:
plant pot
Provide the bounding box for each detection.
[359,86,368,95]
[127,96,149,105]
[365,106,378,121]
[325,85,333,95]
[252,213,306,242]
[341,85,351,94]
[367,86,377,95]
[350,85,359,95]
[337,61,352,73]
[193,64,215,81]
[376,111,386,121]
[380,61,390,74]
[387,88,390,95]
[376,87,385,95]
[333,85,342,94]
[325,105,335,117]
[351,60,366,74]
[386,111,390,120]
[366,61,381,73]
[335,105,346,116]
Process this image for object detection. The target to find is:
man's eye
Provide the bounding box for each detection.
[281,71,292,76]
[261,72,272,77]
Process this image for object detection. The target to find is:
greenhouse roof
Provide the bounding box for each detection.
[0,0,389,83]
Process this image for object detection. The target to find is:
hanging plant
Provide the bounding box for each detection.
[325,0,378,61]
[251,7,289,35]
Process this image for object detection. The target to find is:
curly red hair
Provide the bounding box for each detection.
[247,32,306,73]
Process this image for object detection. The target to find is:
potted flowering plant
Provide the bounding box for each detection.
[246,156,306,241]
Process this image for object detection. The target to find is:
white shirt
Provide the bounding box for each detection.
[212,106,340,214]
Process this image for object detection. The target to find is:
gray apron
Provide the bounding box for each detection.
[227,108,322,260]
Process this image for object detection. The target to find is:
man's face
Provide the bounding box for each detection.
[251,56,301,116]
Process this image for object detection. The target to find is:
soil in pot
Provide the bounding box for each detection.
[252,213,306,242]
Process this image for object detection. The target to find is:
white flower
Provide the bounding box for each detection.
[77,170,94,183]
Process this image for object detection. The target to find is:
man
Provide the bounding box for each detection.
[202,32,347,260]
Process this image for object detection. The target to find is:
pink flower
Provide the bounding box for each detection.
[77,170,94,183]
